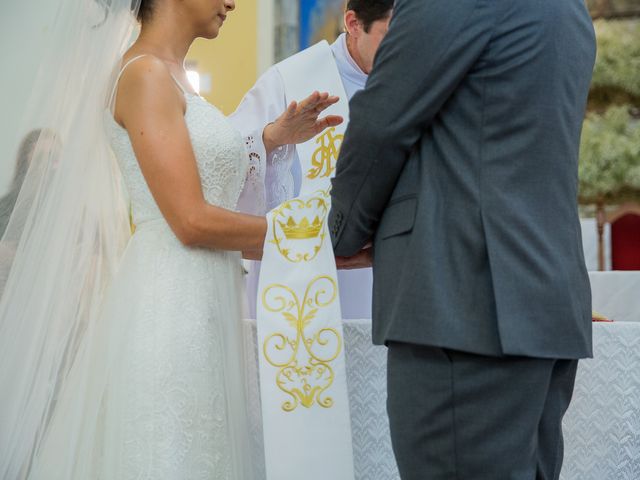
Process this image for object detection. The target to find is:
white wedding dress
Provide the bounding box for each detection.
[27,56,253,479]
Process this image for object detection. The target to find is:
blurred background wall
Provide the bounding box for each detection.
[0,2,59,196]
[186,0,264,114]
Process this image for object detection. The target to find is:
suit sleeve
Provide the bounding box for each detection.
[329,0,494,256]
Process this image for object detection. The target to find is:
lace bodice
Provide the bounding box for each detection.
[105,94,248,226]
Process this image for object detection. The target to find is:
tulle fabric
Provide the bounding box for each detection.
[27,224,254,479]
[0,0,254,478]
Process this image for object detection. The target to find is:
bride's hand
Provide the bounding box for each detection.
[242,249,263,261]
[263,91,343,154]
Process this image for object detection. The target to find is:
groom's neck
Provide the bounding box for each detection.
[345,34,368,75]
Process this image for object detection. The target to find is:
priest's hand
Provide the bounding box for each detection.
[263,91,343,154]
[335,246,373,270]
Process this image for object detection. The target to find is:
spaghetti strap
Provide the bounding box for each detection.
[107,54,148,108]
[107,54,190,109]
[119,54,149,78]
[169,73,189,94]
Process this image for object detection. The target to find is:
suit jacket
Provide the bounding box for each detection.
[329,0,596,358]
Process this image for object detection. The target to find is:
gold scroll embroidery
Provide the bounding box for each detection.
[262,275,342,412]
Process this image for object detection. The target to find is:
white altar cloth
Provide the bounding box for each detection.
[561,322,640,479]
[245,320,640,479]
[581,218,611,271]
[589,271,640,323]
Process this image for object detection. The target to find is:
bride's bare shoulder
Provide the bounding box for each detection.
[117,53,172,95]
[114,53,184,126]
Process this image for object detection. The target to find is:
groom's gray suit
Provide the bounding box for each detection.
[329,0,596,478]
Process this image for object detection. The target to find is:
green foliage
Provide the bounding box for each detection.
[589,19,640,108]
[579,18,640,204]
[579,106,640,202]
[586,0,640,19]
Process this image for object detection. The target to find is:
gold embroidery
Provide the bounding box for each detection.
[262,275,342,411]
[270,189,330,263]
[279,216,323,240]
[306,127,343,180]
[129,205,136,234]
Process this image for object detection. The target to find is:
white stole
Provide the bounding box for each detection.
[256,41,355,480]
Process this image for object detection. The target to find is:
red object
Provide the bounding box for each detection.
[610,213,640,270]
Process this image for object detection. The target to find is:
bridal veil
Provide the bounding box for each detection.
[0,1,253,478]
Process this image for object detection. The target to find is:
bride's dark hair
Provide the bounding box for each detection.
[133,0,155,22]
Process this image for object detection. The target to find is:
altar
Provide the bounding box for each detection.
[244,274,640,479]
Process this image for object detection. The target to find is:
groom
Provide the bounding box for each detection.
[330,0,596,478]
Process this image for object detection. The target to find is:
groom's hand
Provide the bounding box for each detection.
[335,247,372,270]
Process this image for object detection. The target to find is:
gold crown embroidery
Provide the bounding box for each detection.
[278,216,323,240]
[270,190,331,263]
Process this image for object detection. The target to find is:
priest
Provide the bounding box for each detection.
[231,0,394,319]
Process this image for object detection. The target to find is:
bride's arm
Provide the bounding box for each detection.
[115,55,266,251]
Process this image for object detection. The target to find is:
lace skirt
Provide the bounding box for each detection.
[29,220,254,480]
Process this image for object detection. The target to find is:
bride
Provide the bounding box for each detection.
[0,0,339,478]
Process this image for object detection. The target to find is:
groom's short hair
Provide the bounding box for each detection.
[346,0,394,33]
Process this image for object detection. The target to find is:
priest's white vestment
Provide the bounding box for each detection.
[231,33,373,320]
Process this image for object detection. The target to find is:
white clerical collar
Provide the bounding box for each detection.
[331,33,368,90]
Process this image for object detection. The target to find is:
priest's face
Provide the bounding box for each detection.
[345,11,392,74]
